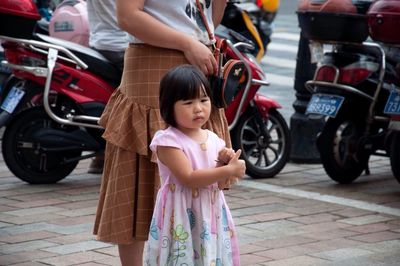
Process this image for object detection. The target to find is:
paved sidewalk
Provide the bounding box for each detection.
[1,154,400,266]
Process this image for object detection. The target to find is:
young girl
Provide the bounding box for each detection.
[144,65,245,266]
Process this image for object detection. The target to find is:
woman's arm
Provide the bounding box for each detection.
[116,0,217,75]
[212,0,227,27]
[157,146,245,189]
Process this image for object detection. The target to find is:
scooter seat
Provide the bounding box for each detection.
[34,33,121,87]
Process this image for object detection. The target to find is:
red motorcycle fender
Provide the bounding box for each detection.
[253,93,281,118]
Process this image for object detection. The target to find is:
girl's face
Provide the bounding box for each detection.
[173,89,211,132]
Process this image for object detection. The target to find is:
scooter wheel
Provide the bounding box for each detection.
[231,109,290,178]
[317,116,365,184]
[2,108,81,184]
[389,131,400,183]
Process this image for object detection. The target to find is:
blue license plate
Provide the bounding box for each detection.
[1,86,25,114]
[384,90,400,115]
[306,94,344,118]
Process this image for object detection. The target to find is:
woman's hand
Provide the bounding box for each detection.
[183,39,217,76]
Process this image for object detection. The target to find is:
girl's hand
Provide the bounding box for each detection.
[228,150,246,178]
[183,39,217,75]
[217,148,235,166]
[217,148,240,190]
[218,149,246,189]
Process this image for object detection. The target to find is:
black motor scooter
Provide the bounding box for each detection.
[299,0,393,184]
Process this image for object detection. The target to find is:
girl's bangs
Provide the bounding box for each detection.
[180,72,210,100]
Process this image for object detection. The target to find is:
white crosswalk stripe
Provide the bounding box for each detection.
[262,56,296,69]
[265,73,294,87]
[271,32,300,42]
[240,180,400,217]
[262,34,298,87]
[267,42,299,53]
[258,17,299,122]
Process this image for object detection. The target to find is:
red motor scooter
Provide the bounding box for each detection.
[0,0,290,183]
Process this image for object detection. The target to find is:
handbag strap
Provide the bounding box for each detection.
[196,0,230,77]
[195,0,215,42]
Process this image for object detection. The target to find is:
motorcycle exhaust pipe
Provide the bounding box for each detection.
[32,128,101,152]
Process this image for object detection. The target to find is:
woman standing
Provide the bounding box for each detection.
[92,1,230,265]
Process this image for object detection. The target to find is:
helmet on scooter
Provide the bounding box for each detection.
[48,0,89,46]
[297,0,357,13]
[256,0,280,13]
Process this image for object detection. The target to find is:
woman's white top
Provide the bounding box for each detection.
[132,0,215,45]
[87,0,133,51]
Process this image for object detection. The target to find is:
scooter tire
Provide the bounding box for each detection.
[317,116,365,184]
[2,108,81,184]
[389,131,400,183]
[231,109,290,178]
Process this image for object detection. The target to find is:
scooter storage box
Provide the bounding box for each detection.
[298,12,369,42]
[297,0,369,42]
[0,0,41,39]
[368,0,400,44]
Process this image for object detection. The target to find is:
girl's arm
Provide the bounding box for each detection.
[157,146,245,189]
[116,0,217,75]
[212,0,227,27]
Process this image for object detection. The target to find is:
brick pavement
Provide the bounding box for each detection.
[1,154,399,266]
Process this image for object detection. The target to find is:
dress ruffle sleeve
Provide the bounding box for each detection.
[150,128,183,153]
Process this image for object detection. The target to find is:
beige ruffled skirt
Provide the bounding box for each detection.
[93,44,231,244]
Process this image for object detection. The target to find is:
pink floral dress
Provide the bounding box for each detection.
[144,127,240,266]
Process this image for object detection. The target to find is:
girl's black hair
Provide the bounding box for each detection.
[159,65,212,127]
